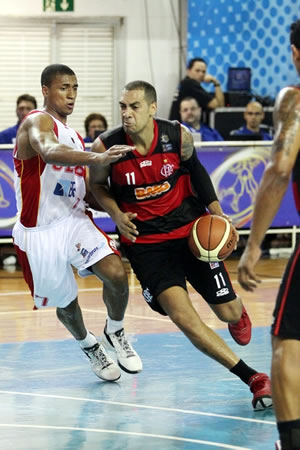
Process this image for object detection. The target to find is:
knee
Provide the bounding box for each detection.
[214,297,242,323]
[56,298,78,321]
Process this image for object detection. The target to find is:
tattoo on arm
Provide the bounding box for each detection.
[180,125,194,161]
[273,88,300,157]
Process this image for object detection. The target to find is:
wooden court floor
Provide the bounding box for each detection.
[0,255,288,449]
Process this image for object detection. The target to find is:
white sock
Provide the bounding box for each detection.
[106,317,124,334]
[78,331,98,349]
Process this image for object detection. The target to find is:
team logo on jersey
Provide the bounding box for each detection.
[160,163,174,178]
[134,181,171,200]
[140,160,152,168]
[54,180,76,197]
[161,134,170,143]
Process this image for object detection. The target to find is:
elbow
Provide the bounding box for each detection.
[266,163,291,188]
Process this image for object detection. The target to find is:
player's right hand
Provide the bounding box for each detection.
[237,244,262,292]
[115,211,139,242]
[97,145,134,166]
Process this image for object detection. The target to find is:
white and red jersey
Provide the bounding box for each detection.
[13,110,86,228]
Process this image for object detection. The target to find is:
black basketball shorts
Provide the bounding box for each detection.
[271,243,300,340]
[124,238,237,316]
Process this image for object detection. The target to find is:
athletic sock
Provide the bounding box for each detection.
[229,359,257,384]
[278,419,300,450]
[106,317,124,334]
[78,331,98,349]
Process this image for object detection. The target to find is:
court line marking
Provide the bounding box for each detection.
[0,390,276,425]
[0,423,250,449]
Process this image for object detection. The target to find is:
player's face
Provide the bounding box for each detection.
[180,99,201,125]
[16,100,36,122]
[119,89,156,135]
[42,73,78,120]
[187,61,207,82]
[244,104,264,131]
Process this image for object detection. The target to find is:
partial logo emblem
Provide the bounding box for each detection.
[161,134,170,143]
[143,287,153,303]
[211,146,270,227]
[216,288,229,297]
[54,180,76,197]
[0,159,18,229]
[160,163,174,178]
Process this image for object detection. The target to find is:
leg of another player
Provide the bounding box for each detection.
[92,254,143,374]
[272,336,300,449]
[91,253,129,320]
[56,297,86,339]
[157,285,271,409]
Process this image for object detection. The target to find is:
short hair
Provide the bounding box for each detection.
[84,113,108,135]
[124,80,157,104]
[180,96,200,106]
[41,64,76,87]
[187,58,207,69]
[16,94,37,109]
[290,20,300,50]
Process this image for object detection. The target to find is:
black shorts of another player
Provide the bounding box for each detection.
[124,238,237,316]
[271,243,300,340]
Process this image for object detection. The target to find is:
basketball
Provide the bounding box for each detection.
[188,215,237,262]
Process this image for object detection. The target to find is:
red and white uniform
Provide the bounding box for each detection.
[12,110,118,309]
[14,110,86,227]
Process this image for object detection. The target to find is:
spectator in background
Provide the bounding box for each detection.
[179,97,224,141]
[169,57,224,121]
[0,94,37,144]
[230,101,273,140]
[84,113,108,143]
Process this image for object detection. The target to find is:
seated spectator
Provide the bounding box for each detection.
[0,94,37,144]
[84,113,108,143]
[169,57,224,121]
[230,101,273,140]
[179,97,224,141]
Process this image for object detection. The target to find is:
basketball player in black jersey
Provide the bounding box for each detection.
[238,20,300,450]
[89,79,272,410]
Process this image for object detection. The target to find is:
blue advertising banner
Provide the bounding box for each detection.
[0,143,298,237]
[198,144,299,228]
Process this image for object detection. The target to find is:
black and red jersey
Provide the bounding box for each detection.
[100,118,206,244]
[292,151,300,216]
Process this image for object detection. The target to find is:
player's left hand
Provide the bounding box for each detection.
[237,244,262,292]
[98,145,135,166]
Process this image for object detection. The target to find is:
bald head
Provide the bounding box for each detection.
[244,101,264,133]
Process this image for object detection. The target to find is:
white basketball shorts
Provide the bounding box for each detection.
[13,210,118,309]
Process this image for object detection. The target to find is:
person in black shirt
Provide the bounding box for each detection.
[169,57,224,121]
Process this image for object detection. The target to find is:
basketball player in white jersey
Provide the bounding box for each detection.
[12,64,142,382]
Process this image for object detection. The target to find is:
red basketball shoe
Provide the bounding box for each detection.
[248,372,272,410]
[228,306,252,345]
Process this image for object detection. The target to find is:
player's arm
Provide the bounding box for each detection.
[24,113,132,167]
[180,124,223,214]
[89,138,139,242]
[238,87,300,291]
